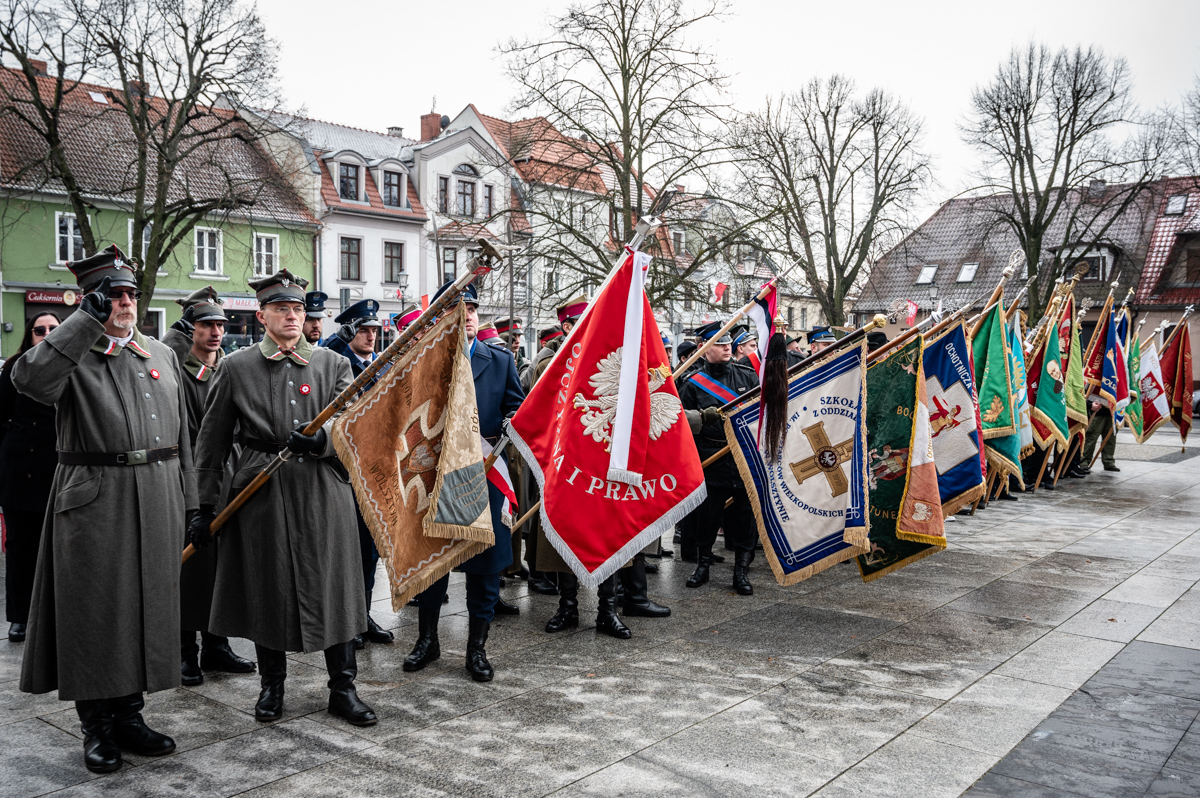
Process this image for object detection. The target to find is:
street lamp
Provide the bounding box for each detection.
[397,272,410,312]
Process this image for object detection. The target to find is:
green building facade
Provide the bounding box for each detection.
[0,195,317,357]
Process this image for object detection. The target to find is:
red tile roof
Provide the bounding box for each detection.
[1135,177,1200,306]
[434,220,501,242]
[0,68,317,227]
[314,150,426,222]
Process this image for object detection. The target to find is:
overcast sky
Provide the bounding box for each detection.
[258,0,1199,220]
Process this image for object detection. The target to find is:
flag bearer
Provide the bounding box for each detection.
[678,321,760,595]
[190,269,376,727]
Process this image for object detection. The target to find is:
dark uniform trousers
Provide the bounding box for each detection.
[687,485,757,558]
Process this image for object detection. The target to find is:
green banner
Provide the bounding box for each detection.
[1033,313,1069,451]
[1127,331,1144,441]
[857,337,937,581]
[1065,314,1088,427]
[972,303,1016,439]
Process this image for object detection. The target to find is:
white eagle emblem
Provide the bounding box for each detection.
[573,347,682,449]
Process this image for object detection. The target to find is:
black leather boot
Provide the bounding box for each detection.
[595,576,632,639]
[732,550,754,595]
[254,645,287,721]
[110,693,175,756]
[466,617,494,682]
[545,572,579,632]
[324,641,378,726]
[76,699,120,773]
[686,554,711,588]
[527,570,559,595]
[362,615,395,644]
[403,601,441,672]
[621,554,671,617]
[494,596,520,616]
[200,632,256,673]
[181,630,203,686]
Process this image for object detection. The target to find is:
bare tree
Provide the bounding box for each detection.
[961,43,1166,319]
[500,0,761,307]
[0,0,291,320]
[735,76,930,326]
[1166,76,1200,178]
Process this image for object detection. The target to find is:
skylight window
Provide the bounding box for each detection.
[1166,194,1188,216]
[88,91,107,104]
[915,265,938,284]
[956,263,979,282]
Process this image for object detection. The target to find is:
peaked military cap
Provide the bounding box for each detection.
[476,322,499,342]
[677,340,698,361]
[250,268,308,305]
[539,327,564,346]
[392,307,422,329]
[177,285,226,323]
[305,291,329,319]
[809,325,836,344]
[866,330,889,352]
[693,320,732,345]
[494,317,521,335]
[731,324,757,349]
[69,244,137,291]
[556,295,588,324]
[335,298,382,328]
[432,278,479,308]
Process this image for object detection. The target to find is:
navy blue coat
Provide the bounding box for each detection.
[460,337,525,574]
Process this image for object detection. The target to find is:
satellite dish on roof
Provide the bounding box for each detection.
[440,115,450,130]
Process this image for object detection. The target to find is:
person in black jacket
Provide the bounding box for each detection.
[677,321,760,595]
[0,312,61,641]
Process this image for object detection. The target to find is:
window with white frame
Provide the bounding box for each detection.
[483,184,494,217]
[195,228,222,273]
[340,237,361,281]
[127,220,152,264]
[56,212,85,263]
[383,242,403,284]
[442,247,457,283]
[382,171,403,207]
[457,179,475,216]
[254,234,278,277]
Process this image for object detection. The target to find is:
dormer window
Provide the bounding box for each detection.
[915,265,938,284]
[338,163,359,201]
[956,263,978,283]
[382,171,403,207]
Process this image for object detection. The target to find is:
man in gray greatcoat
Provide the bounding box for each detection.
[189,269,376,727]
[163,286,256,686]
[14,245,193,773]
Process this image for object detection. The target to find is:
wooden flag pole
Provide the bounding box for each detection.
[968,254,1020,339]
[1089,428,1115,469]
[182,240,507,563]
[1031,447,1054,491]
[672,280,781,376]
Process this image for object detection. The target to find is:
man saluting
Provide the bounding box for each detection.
[14,245,192,773]
[190,269,376,726]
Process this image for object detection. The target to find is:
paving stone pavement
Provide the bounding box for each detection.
[2,440,1200,797]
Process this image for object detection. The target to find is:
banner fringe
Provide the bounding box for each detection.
[939,483,985,519]
[857,543,940,583]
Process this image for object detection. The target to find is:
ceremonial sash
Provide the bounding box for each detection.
[746,351,761,372]
[689,372,739,403]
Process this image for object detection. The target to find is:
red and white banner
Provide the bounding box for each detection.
[1139,342,1170,440]
[508,249,706,586]
[712,282,728,305]
[905,300,920,326]
[480,438,517,526]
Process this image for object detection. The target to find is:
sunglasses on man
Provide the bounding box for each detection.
[108,288,143,300]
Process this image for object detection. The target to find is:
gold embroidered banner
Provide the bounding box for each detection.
[332,306,493,609]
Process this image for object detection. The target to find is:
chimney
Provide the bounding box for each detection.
[126,80,146,100]
[1087,179,1106,201]
[674,184,685,192]
[420,113,441,142]
[387,126,404,138]
[28,59,48,77]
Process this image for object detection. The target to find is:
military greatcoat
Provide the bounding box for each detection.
[163,327,225,632]
[194,336,365,653]
[13,311,196,700]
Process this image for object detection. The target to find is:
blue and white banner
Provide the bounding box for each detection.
[724,343,870,586]
[921,320,986,515]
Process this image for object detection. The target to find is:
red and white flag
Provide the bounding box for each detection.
[480,438,517,526]
[508,248,706,586]
[905,300,920,326]
[1139,341,1170,440]
[745,280,777,384]
[712,281,728,305]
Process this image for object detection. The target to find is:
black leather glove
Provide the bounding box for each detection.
[78,276,113,323]
[702,406,723,427]
[187,506,217,549]
[170,305,195,335]
[334,318,364,344]
[287,423,327,455]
